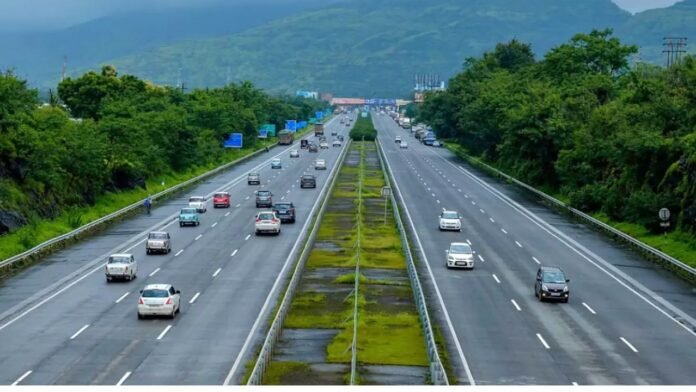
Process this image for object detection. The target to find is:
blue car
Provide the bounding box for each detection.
[179,207,200,227]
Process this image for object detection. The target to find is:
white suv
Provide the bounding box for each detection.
[315,159,327,170]
[439,210,462,231]
[137,284,181,319]
[255,211,281,235]
[105,253,137,282]
[446,242,475,269]
[188,196,207,213]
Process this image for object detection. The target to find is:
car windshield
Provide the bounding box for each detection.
[450,244,471,254]
[108,256,130,264]
[543,271,566,284]
[214,193,228,198]
[259,213,275,220]
[189,197,204,202]
[442,212,459,219]
[181,208,196,214]
[142,289,169,298]
[148,233,167,240]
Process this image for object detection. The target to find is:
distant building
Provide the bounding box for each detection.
[296,90,319,99]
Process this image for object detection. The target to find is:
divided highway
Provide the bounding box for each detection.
[374,114,696,385]
[0,115,353,385]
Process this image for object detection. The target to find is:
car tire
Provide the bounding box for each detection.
[196,221,200,226]
[255,230,259,236]
[146,249,151,255]
[167,248,171,254]
[176,305,180,314]
[170,309,176,319]
[106,276,112,283]
[138,312,144,320]
[179,222,183,227]
[538,290,544,302]
[562,298,569,303]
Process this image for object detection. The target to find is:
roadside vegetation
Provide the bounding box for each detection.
[348,114,377,141]
[0,67,325,261]
[264,141,428,385]
[419,29,696,268]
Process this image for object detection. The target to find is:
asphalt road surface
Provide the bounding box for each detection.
[374,113,696,385]
[0,114,353,385]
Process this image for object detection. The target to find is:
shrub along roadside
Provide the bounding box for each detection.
[349,113,377,141]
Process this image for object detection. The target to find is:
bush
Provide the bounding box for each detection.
[349,114,377,141]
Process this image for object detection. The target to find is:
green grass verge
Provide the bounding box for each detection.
[358,312,429,366]
[263,361,312,385]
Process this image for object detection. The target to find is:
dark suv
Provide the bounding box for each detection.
[534,266,570,303]
[255,190,273,208]
[273,202,296,223]
[308,143,318,153]
[300,175,316,188]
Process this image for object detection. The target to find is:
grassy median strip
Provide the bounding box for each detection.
[264,141,429,385]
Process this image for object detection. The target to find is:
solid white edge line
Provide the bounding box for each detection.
[70,324,90,340]
[223,126,346,385]
[115,291,130,304]
[492,274,501,284]
[376,136,475,385]
[148,267,160,277]
[582,302,597,314]
[536,333,551,349]
[511,299,522,312]
[11,370,32,386]
[189,292,201,304]
[175,249,183,257]
[157,325,173,340]
[213,268,222,277]
[116,371,131,386]
[620,337,639,353]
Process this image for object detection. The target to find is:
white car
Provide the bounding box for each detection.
[290,150,300,158]
[395,136,402,143]
[332,140,342,147]
[446,242,475,269]
[400,141,408,149]
[320,140,329,149]
[137,284,181,319]
[315,159,327,170]
[255,211,281,235]
[105,253,137,282]
[188,196,207,213]
[439,210,462,231]
[271,158,282,169]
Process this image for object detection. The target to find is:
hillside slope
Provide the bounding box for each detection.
[107,0,630,97]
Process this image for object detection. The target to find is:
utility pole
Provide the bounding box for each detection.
[61,56,67,81]
[663,37,687,67]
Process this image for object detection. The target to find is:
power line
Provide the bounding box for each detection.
[663,37,687,67]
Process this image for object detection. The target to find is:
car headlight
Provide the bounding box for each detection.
[563,286,569,292]
[542,285,549,291]
[447,256,455,261]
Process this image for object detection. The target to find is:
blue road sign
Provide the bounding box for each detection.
[316,111,324,120]
[259,129,268,139]
[286,120,297,132]
[223,133,243,148]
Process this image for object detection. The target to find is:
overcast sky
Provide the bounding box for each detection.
[0,0,684,31]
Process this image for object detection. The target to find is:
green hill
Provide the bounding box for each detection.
[107,0,631,97]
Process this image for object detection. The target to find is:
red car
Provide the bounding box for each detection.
[213,192,231,208]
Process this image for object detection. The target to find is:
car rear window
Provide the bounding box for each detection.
[148,233,167,240]
[442,212,459,219]
[303,175,315,180]
[142,289,169,298]
[108,256,130,264]
[450,244,471,254]
[258,191,271,196]
[275,203,292,209]
[214,193,228,198]
[181,208,196,214]
[259,213,275,220]
[189,197,204,202]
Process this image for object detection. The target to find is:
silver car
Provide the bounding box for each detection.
[446,242,475,269]
[248,172,261,185]
[146,231,171,254]
[105,253,138,282]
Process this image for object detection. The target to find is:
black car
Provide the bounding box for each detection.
[338,135,345,142]
[300,175,316,188]
[534,266,570,303]
[255,190,273,208]
[301,139,309,149]
[331,131,337,136]
[273,202,296,223]
[308,143,319,153]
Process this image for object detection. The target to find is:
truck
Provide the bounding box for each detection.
[278,130,294,145]
[314,122,325,137]
[399,117,412,129]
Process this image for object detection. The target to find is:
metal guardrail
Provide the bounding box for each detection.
[349,143,364,385]
[246,139,352,385]
[375,138,449,385]
[454,153,696,279]
[0,144,278,270]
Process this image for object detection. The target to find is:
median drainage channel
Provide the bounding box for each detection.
[263,141,429,385]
